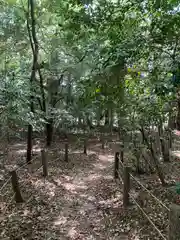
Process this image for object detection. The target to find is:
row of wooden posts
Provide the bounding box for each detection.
[114,149,180,240]
[9,140,88,204]
[10,149,48,203]
[7,139,180,239]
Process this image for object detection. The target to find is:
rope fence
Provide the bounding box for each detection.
[0,142,74,215]
[129,191,167,240]
[16,156,38,172]
[0,176,11,193]
[116,172,167,239]
[0,154,39,190]
[115,168,167,239]
[0,149,47,214]
[129,173,170,212]
[113,145,180,240]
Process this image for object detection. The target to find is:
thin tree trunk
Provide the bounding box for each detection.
[140,127,166,185]
[26,0,39,163]
[46,119,53,147]
[104,109,109,126]
[160,138,170,162]
[38,69,46,112]
[27,123,33,163]
[177,97,180,130]
[109,108,113,131]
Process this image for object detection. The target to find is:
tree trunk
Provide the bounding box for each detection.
[27,124,33,163]
[109,108,113,131]
[168,111,176,129]
[104,109,109,126]
[140,127,166,185]
[26,0,39,163]
[160,138,170,162]
[176,97,180,130]
[46,119,53,147]
[150,142,166,185]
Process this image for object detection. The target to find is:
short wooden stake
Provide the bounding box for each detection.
[123,166,130,208]
[65,143,68,161]
[102,141,105,149]
[101,137,105,149]
[169,204,180,240]
[41,149,48,177]
[10,170,23,203]
[83,139,87,155]
[114,152,119,179]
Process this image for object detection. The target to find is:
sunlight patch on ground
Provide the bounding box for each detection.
[79,193,89,200]
[62,182,88,192]
[98,154,113,163]
[80,202,94,211]
[71,150,83,154]
[87,195,96,201]
[13,143,26,148]
[87,150,97,155]
[103,174,113,180]
[15,149,26,154]
[67,227,80,239]
[92,163,107,170]
[61,175,73,181]
[84,173,102,181]
[15,147,41,155]
[54,216,67,226]
[98,197,121,207]
[33,147,42,153]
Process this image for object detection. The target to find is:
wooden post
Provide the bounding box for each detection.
[65,143,68,161]
[10,170,23,203]
[169,204,180,240]
[100,135,105,149]
[41,149,48,177]
[83,139,87,155]
[114,152,119,179]
[123,166,130,208]
[101,138,105,149]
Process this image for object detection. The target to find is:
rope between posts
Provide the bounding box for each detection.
[13,156,61,188]
[116,156,170,212]
[116,170,123,183]
[16,156,38,172]
[0,176,11,193]
[18,164,44,188]
[130,173,170,212]
[36,165,43,172]
[0,190,9,198]
[0,156,40,193]
[129,192,167,240]
[50,157,61,164]
[116,178,166,240]
[19,173,32,185]
[116,169,167,240]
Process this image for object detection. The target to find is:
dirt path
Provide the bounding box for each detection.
[0,144,129,239]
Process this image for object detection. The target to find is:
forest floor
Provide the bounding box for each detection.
[0,137,179,239]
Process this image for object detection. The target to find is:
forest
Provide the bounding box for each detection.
[1,0,180,239]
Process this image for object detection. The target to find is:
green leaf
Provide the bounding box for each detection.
[95,88,101,93]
